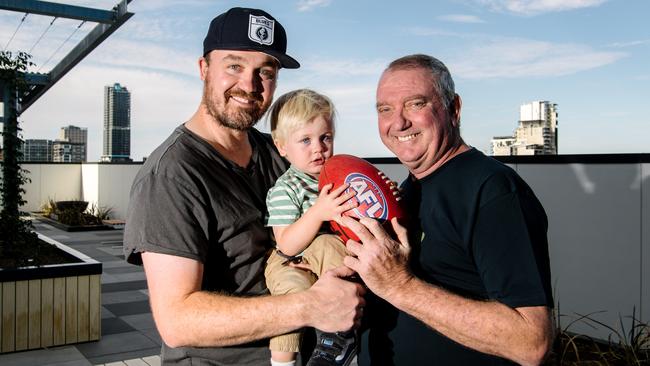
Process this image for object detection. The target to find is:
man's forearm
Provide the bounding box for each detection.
[387,277,553,366]
[154,290,315,348]
[144,251,364,349]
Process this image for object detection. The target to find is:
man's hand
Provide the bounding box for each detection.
[304,265,366,332]
[341,216,413,300]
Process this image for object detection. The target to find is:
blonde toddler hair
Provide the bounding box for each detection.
[269,89,336,143]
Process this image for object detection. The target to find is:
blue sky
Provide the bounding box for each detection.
[1,0,648,161]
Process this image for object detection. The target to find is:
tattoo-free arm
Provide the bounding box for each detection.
[386,275,553,366]
[142,251,365,348]
[343,217,553,366]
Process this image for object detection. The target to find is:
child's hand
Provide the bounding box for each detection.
[313,183,358,222]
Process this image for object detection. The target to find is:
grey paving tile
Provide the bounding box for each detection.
[103,290,149,305]
[102,280,148,293]
[104,300,151,316]
[88,347,160,365]
[104,266,143,275]
[47,359,93,366]
[0,346,87,366]
[76,332,158,359]
[122,359,148,366]
[140,329,162,347]
[95,246,121,253]
[121,313,156,331]
[74,247,117,259]
[141,355,161,366]
[102,306,117,319]
[99,241,124,247]
[102,317,136,335]
[103,271,147,284]
[101,273,125,284]
[102,260,132,269]
[94,231,124,237]
[67,240,107,246]
[98,247,125,256]
[50,234,72,240]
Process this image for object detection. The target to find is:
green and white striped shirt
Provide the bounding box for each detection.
[265,166,319,227]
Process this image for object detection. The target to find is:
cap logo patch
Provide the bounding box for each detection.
[248,14,274,45]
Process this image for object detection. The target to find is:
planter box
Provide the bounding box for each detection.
[0,234,102,353]
[37,216,112,232]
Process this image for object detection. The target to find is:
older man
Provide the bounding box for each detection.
[124,8,364,366]
[344,54,554,365]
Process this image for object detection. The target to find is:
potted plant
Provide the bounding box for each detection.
[0,51,102,354]
[38,199,113,231]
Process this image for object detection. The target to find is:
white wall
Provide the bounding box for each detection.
[516,163,644,341]
[21,163,141,220]
[96,164,140,220]
[22,163,82,212]
[81,163,99,214]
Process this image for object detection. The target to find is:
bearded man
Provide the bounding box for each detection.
[124,8,364,366]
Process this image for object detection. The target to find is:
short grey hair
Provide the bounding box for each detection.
[386,54,456,110]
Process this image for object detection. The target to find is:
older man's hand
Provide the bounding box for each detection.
[341,216,413,301]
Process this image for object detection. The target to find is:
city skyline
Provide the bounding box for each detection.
[1,0,648,161]
[19,125,88,163]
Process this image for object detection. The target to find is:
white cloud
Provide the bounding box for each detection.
[89,38,197,78]
[451,38,625,79]
[438,14,486,23]
[474,0,608,15]
[608,39,650,48]
[297,0,332,12]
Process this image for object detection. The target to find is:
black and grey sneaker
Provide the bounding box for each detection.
[306,330,357,366]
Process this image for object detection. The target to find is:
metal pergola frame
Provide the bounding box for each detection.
[0,0,134,215]
[0,0,134,114]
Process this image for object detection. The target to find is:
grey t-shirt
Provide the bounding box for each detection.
[124,125,288,365]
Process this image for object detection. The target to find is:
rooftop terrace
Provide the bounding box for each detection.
[1,153,649,364]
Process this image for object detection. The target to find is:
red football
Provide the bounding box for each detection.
[318,154,406,243]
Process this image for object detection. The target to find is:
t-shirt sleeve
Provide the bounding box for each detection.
[265,183,301,227]
[471,173,553,309]
[124,174,210,265]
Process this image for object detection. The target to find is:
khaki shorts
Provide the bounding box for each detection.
[264,234,348,353]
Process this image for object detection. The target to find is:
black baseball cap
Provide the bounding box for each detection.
[203,7,300,69]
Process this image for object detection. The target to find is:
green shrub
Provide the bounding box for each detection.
[43,199,113,226]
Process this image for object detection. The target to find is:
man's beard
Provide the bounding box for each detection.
[203,83,269,131]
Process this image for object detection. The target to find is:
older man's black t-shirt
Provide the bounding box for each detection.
[358,148,553,366]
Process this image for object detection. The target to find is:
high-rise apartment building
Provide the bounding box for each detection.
[58,125,87,162]
[22,139,53,162]
[491,101,558,156]
[101,83,131,162]
[53,141,86,162]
